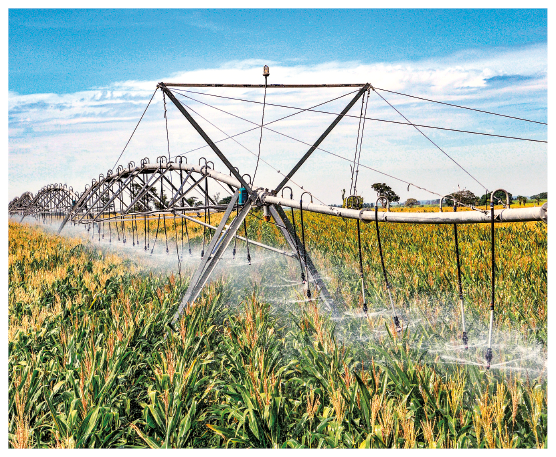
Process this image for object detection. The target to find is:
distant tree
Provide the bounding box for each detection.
[444,189,478,207]
[371,183,400,203]
[219,196,232,205]
[405,198,419,207]
[153,189,169,210]
[185,196,200,207]
[516,196,527,206]
[530,192,547,203]
[478,190,513,206]
[129,182,154,212]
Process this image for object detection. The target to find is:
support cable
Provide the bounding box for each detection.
[253,74,268,184]
[173,91,451,207]
[178,102,328,206]
[350,94,366,196]
[112,88,158,170]
[353,91,369,195]
[163,92,171,162]
[172,88,546,143]
[373,87,547,125]
[372,88,489,191]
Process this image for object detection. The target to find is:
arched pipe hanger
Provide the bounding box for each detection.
[13,167,547,228]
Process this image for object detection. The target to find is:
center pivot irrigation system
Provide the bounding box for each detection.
[9,67,547,369]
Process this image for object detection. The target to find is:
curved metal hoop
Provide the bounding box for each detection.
[375,196,390,211]
[490,188,511,208]
[281,186,293,200]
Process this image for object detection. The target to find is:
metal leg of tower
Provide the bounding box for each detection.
[169,192,247,326]
[268,204,338,315]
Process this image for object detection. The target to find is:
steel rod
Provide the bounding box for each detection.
[163,83,367,88]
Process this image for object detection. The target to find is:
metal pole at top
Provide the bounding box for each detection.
[162,83,367,88]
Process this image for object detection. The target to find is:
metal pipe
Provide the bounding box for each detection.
[261,193,547,225]
[175,212,297,258]
[162,83,367,88]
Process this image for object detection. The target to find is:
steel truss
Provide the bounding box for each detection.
[9,82,548,336]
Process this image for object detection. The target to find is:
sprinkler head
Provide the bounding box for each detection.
[201,250,204,258]
[306,288,312,299]
[485,348,493,369]
[247,253,251,265]
[362,303,368,314]
[393,316,402,333]
[462,331,469,350]
[232,248,236,259]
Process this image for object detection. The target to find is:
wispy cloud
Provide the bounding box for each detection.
[9,43,547,203]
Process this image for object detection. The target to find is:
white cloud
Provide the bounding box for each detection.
[9,43,547,203]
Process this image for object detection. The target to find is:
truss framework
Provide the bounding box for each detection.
[9,82,548,330]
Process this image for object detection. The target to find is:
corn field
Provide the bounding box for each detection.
[8,209,547,448]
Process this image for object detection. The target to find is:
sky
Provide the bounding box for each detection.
[8,8,548,204]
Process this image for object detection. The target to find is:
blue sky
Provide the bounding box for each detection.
[8,9,547,203]
[9,9,547,95]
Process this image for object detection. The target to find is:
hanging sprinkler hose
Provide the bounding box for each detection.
[233,205,239,259]
[347,195,367,314]
[282,186,306,284]
[375,196,401,332]
[150,214,161,255]
[440,195,468,349]
[240,174,252,265]
[356,213,367,315]
[300,192,313,299]
[486,189,510,369]
[163,214,169,254]
[174,213,181,276]
[144,214,147,251]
